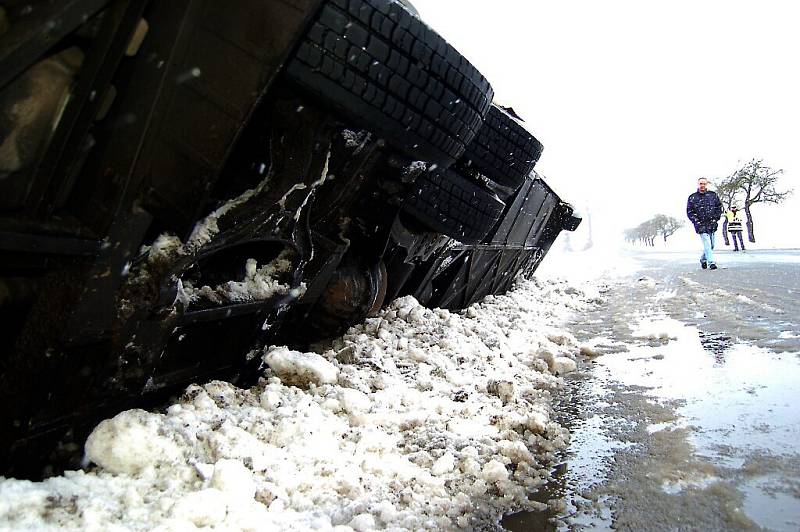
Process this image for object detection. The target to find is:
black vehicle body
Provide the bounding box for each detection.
[0,0,580,478]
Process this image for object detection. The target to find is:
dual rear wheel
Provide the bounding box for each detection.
[285,0,544,245]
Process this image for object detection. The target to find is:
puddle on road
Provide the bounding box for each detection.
[741,476,800,531]
[503,375,632,531]
[504,312,800,531]
[699,331,734,359]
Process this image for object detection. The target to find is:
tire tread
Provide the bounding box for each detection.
[402,169,505,244]
[460,104,544,189]
[287,0,493,166]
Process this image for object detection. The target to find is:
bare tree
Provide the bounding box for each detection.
[717,159,793,242]
[625,215,683,246]
[624,223,654,246]
[642,219,657,246]
[653,214,683,242]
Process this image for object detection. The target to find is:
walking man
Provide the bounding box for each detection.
[687,177,723,269]
[726,206,746,251]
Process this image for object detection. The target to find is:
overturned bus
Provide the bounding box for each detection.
[0,0,580,477]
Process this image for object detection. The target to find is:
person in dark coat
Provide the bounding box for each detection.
[686,177,723,269]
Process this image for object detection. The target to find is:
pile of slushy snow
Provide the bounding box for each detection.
[180,251,304,306]
[0,277,592,531]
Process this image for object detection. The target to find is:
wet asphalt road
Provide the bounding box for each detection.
[505,249,800,531]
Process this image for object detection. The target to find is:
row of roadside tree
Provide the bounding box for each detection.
[624,215,683,247]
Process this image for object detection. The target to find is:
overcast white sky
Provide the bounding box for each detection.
[412,0,798,249]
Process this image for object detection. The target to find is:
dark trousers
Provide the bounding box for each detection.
[730,231,745,250]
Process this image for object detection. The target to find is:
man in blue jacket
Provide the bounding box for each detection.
[686,177,723,270]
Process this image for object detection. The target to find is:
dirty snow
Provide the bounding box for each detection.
[341,129,371,152]
[181,251,303,306]
[184,166,275,252]
[0,276,594,530]
[292,150,332,222]
[138,146,332,266]
[403,160,428,178]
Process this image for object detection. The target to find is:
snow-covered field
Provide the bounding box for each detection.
[0,265,600,531]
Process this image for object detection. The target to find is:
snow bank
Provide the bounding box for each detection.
[0,277,593,530]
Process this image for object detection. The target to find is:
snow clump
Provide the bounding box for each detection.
[264,346,339,387]
[84,409,183,475]
[181,250,303,306]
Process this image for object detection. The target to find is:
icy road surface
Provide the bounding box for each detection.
[507,248,800,531]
